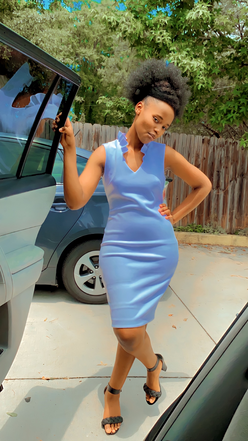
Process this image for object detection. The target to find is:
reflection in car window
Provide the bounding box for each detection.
[22,77,74,177]
[52,152,63,184]
[0,46,57,138]
[0,44,55,178]
[0,43,73,178]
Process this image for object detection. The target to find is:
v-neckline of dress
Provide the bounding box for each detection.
[117,131,150,174]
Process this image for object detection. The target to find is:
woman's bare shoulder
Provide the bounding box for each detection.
[90,138,118,167]
[90,145,106,168]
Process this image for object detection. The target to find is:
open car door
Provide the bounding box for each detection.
[0,24,80,389]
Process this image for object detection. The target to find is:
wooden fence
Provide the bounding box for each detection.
[66,122,248,234]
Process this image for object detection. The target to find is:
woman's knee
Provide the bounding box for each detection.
[114,326,145,352]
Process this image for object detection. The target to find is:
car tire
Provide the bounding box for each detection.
[61,240,107,304]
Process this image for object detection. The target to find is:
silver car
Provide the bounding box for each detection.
[0,22,80,389]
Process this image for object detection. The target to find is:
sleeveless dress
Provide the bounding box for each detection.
[99,131,179,328]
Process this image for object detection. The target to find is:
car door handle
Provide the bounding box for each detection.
[51,196,68,212]
[51,203,68,212]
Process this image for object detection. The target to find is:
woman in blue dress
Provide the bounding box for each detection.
[54,59,212,435]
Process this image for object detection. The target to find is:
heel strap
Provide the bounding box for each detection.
[107,383,122,395]
[147,354,162,372]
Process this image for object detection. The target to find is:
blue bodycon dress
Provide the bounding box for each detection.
[99,131,179,328]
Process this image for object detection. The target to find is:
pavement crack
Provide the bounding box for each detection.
[169,286,217,344]
[5,375,193,380]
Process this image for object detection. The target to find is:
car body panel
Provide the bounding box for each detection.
[38,194,109,285]
[37,184,84,270]
[36,148,86,270]
[0,179,56,385]
[36,146,109,286]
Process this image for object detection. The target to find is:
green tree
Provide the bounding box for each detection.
[0,0,20,21]
[102,0,248,145]
[96,39,139,125]
[0,0,136,125]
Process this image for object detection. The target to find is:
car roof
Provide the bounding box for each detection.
[0,23,80,86]
[0,133,92,162]
[0,133,92,158]
[58,144,92,159]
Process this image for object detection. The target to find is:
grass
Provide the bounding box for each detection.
[173,224,248,236]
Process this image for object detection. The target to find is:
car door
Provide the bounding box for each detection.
[0,23,80,388]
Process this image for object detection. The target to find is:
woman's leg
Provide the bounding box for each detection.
[103,342,135,435]
[114,325,164,405]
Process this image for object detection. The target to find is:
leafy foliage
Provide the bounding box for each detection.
[0,0,20,21]
[173,223,227,234]
[174,223,248,235]
[97,95,135,126]
[1,0,247,144]
[102,0,248,146]
[0,0,136,125]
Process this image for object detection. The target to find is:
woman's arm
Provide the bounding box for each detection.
[164,146,212,224]
[54,116,105,210]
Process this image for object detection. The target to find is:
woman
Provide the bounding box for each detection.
[53,59,212,435]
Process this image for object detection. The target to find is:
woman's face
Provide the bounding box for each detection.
[134,96,175,144]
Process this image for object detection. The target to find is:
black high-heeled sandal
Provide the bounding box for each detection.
[143,353,167,405]
[101,383,123,435]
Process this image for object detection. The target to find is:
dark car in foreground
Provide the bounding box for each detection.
[145,302,248,441]
[36,144,109,304]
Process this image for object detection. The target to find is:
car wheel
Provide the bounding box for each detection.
[61,240,107,304]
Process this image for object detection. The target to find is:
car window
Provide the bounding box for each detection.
[0,43,55,178]
[22,77,74,177]
[76,154,88,176]
[52,151,88,184]
[52,152,64,184]
[0,43,73,179]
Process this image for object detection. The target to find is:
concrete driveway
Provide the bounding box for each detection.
[1,244,247,440]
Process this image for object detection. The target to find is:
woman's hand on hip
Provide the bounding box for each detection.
[158,203,174,225]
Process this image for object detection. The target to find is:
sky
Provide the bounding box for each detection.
[41,0,166,13]
[42,0,125,10]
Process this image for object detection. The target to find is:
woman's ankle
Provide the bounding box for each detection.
[147,354,160,371]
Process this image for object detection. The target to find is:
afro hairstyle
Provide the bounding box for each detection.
[125,59,191,119]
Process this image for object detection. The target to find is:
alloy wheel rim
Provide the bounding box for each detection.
[74,250,105,296]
